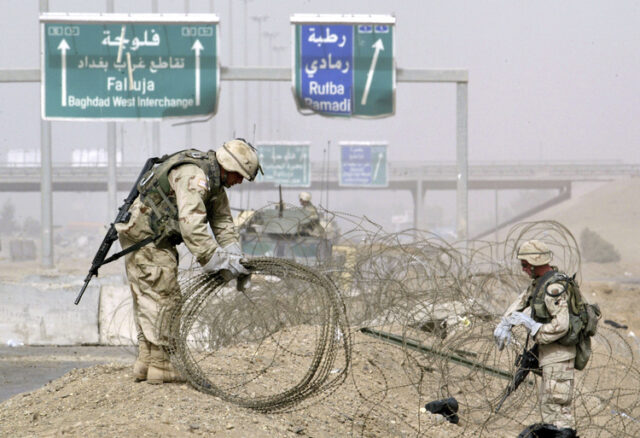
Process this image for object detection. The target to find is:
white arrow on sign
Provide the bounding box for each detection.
[372,151,384,182]
[191,39,203,106]
[360,39,384,106]
[57,39,70,107]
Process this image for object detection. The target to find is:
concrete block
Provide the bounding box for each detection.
[99,285,136,346]
[0,281,100,345]
[9,239,37,261]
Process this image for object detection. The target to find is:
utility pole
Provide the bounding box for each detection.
[272,45,287,137]
[106,0,117,226]
[209,0,218,148]
[241,0,252,138]
[151,0,160,157]
[262,31,277,139]
[184,0,192,148]
[250,15,268,139]
[227,0,235,137]
[39,0,53,268]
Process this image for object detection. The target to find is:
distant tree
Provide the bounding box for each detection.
[0,199,19,235]
[22,216,40,236]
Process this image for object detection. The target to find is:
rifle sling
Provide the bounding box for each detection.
[101,236,156,266]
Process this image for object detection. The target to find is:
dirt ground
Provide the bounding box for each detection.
[1,284,638,438]
[2,179,640,437]
[0,333,467,438]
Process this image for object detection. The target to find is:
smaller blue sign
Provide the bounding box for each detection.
[339,143,388,187]
[300,24,353,116]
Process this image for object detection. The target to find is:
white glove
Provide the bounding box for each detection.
[493,318,513,351]
[202,243,249,280]
[506,312,543,337]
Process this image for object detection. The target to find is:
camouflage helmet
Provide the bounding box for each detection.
[517,240,552,266]
[299,191,312,202]
[216,139,263,181]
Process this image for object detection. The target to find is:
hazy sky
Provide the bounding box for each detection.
[0,0,638,234]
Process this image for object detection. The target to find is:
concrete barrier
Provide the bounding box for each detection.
[9,239,37,261]
[0,281,100,345]
[99,285,136,346]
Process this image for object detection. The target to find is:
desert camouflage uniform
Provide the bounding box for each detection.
[116,163,238,346]
[299,203,324,237]
[504,277,576,429]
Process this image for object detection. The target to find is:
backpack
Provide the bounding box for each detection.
[541,273,602,370]
[137,149,220,245]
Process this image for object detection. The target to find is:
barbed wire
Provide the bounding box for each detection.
[145,207,640,437]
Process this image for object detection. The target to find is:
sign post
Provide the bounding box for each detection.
[40,13,219,120]
[339,142,388,187]
[291,14,395,118]
[256,142,311,187]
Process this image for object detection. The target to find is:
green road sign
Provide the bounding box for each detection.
[40,13,219,120]
[256,143,310,187]
[291,14,395,118]
[339,142,388,187]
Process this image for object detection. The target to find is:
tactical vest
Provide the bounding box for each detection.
[137,149,220,245]
[527,270,601,370]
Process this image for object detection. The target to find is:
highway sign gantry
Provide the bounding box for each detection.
[291,14,395,118]
[339,142,388,187]
[40,13,219,120]
[256,142,311,187]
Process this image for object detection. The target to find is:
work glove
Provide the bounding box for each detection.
[493,317,513,351]
[202,242,249,280]
[507,311,543,337]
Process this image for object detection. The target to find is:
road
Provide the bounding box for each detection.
[0,345,133,402]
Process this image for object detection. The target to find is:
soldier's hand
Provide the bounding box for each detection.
[203,243,250,279]
[507,312,543,336]
[493,318,513,351]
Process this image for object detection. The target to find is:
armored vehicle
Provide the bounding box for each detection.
[237,189,332,266]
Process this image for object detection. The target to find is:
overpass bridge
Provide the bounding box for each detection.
[2,161,637,192]
[2,161,638,231]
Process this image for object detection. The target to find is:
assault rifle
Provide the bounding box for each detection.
[495,343,540,413]
[74,156,161,305]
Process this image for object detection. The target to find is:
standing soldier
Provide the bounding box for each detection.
[298,191,323,237]
[115,139,262,384]
[493,240,578,434]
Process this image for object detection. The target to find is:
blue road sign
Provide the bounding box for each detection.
[292,14,395,118]
[339,142,388,187]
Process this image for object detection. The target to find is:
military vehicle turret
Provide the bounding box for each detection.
[236,187,332,266]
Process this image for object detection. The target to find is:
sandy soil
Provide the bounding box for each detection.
[2,179,639,437]
[0,332,469,438]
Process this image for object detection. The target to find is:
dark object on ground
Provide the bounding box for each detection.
[518,423,578,438]
[495,344,540,413]
[604,319,628,329]
[424,397,459,424]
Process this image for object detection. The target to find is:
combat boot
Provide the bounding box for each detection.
[147,343,185,385]
[133,338,151,382]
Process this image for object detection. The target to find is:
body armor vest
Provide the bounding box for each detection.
[137,149,220,245]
